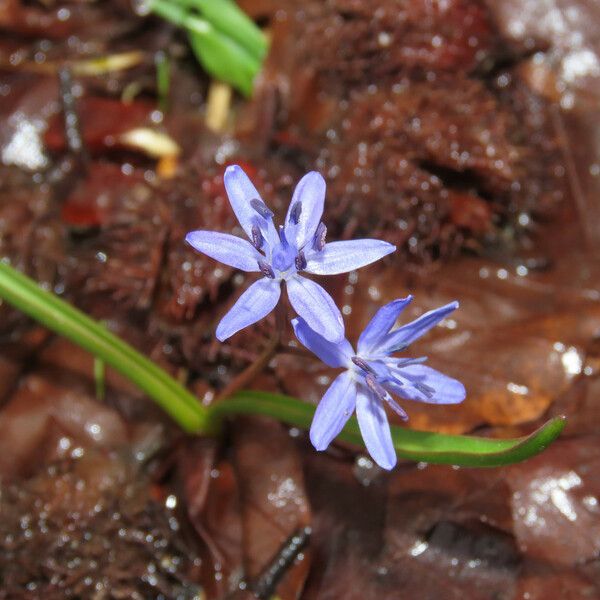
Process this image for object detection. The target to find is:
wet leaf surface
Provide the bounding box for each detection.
[232,417,312,598]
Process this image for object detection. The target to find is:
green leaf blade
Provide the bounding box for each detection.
[211,391,565,467]
[0,261,206,433]
[175,0,267,60]
[187,18,259,97]
[148,0,264,96]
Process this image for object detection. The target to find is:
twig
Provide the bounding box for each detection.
[250,526,312,599]
[215,302,288,402]
[206,80,232,132]
[215,334,278,402]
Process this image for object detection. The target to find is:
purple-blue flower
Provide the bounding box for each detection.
[186,165,395,342]
[292,296,466,470]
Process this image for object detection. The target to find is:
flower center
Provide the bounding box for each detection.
[251,208,328,280]
[271,242,296,274]
[351,355,374,374]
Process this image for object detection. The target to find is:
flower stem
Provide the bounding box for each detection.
[215,335,278,402]
[214,300,287,402]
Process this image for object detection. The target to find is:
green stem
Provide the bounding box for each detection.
[207,391,566,467]
[94,356,106,401]
[0,261,206,433]
[155,50,171,113]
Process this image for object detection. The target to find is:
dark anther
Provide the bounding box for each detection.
[258,259,275,279]
[295,250,307,271]
[251,224,264,250]
[351,356,374,374]
[250,527,312,600]
[289,201,302,224]
[250,198,274,219]
[58,67,87,161]
[313,222,327,251]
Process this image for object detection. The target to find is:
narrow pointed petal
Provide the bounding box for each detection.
[223,165,264,238]
[286,275,344,342]
[355,387,397,470]
[305,239,396,275]
[310,372,357,451]
[387,364,466,404]
[216,278,281,341]
[224,165,278,246]
[379,301,459,354]
[292,317,353,368]
[357,296,413,354]
[185,230,261,272]
[284,172,326,248]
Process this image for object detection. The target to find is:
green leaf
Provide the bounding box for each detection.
[208,391,566,467]
[186,17,259,97]
[148,0,187,27]
[0,261,206,433]
[148,0,264,96]
[173,0,267,60]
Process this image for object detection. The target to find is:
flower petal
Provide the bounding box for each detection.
[223,165,263,237]
[284,172,326,249]
[304,239,396,276]
[378,301,459,355]
[310,372,357,451]
[286,275,344,342]
[357,296,413,354]
[216,278,281,341]
[387,364,466,404]
[291,317,353,368]
[224,165,278,246]
[185,230,261,272]
[355,386,397,470]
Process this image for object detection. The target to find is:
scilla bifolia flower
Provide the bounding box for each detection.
[292,297,466,470]
[186,165,395,342]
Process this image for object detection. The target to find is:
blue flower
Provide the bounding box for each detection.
[186,165,395,342]
[292,297,466,470]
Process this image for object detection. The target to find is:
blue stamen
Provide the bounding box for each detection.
[250,198,274,219]
[414,382,435,399]
[389,357,428,367]
[351,356,374,374]
[278,225,289,247]
[387,343,408,353]
[386,398,409,421]
[365,373,390,403]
